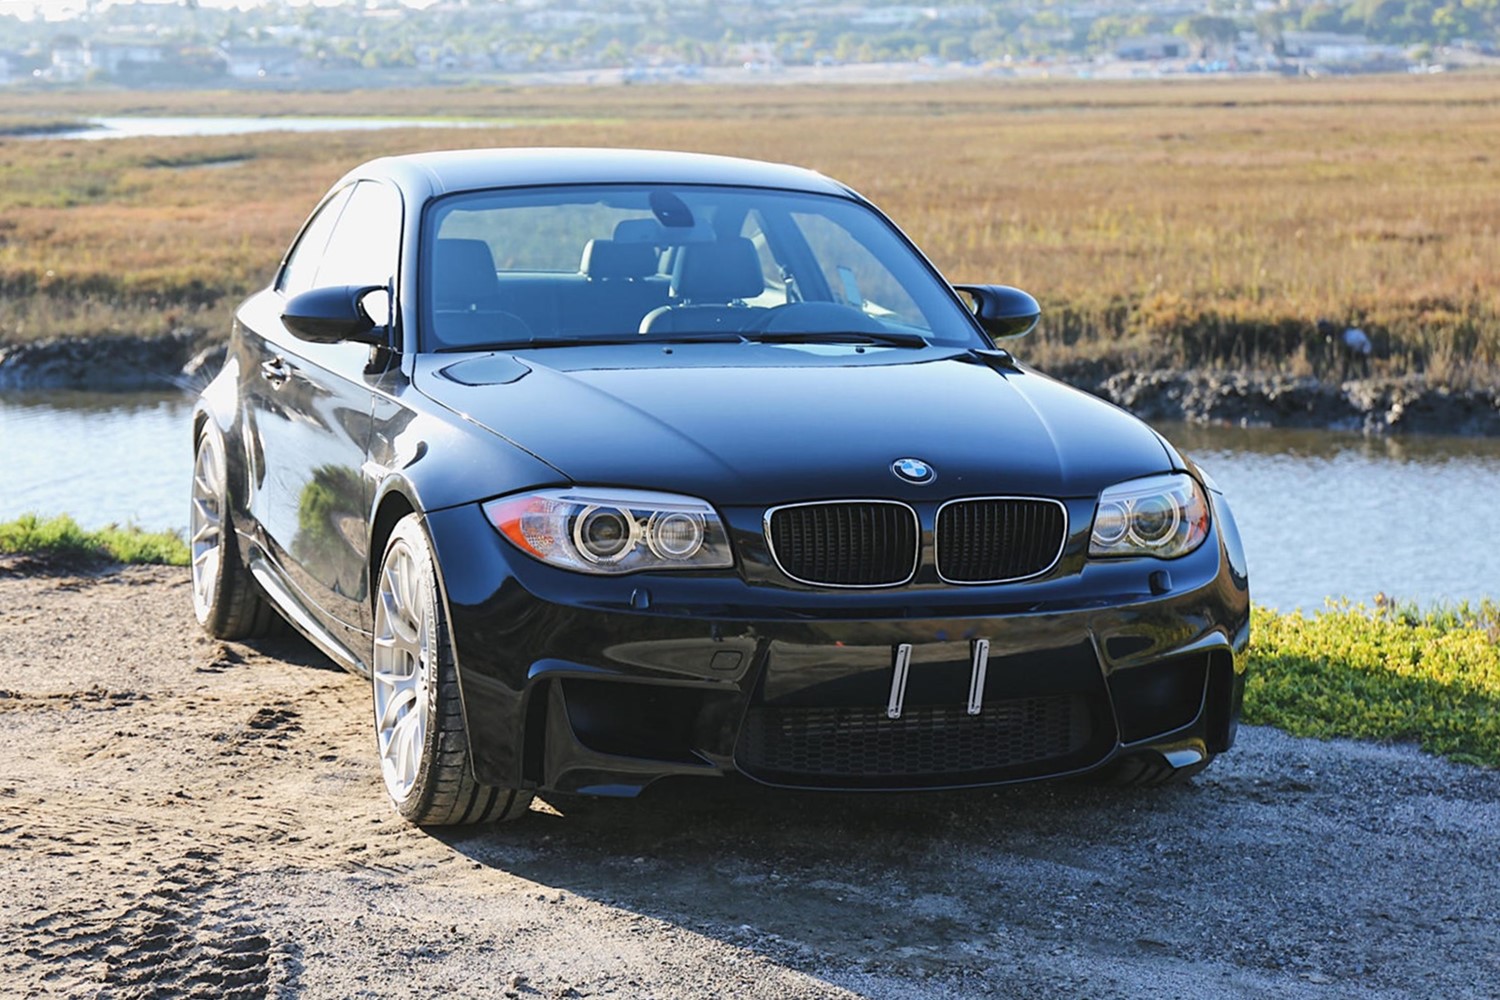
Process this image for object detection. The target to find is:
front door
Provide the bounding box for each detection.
[241,179,404,633]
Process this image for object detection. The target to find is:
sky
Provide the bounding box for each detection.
[0,0,443,19]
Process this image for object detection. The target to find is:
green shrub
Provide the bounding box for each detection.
[1245,601,1500,767]
[0,513,188,567]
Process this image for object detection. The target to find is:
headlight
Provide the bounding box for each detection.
[483,488,734,575]
[1088,473,1210,560]
[1185,456,1221,494]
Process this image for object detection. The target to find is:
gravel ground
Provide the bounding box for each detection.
[1,563,1497,999]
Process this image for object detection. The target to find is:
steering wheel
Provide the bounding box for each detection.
[741,301,887,335]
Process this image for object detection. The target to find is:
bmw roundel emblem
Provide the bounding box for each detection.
[892,458,935,484]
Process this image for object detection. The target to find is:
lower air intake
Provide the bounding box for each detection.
[736,695,1090,785]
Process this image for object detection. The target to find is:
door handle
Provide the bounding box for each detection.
[259,356,290,389]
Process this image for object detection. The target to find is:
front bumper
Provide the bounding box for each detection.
[426,493,1250,796]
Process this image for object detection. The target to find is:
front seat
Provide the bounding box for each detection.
[430,238,531,346]
[638,237,765,335]
[432,238,502,312]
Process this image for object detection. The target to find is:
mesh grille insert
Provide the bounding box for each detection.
[737,696,1089,781]
[767,502,917,587]
[936,498,1066,583]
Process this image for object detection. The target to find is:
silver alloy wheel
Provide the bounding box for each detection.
[189,434,224,623]
[373,539,432,803]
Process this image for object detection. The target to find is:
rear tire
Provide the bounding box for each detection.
[190,429,278,640]
[372,513,533,826]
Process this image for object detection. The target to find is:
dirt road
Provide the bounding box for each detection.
[1,563,1497,999]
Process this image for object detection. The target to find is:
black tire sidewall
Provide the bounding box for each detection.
[377,515,449,822]
[194,431,237,634]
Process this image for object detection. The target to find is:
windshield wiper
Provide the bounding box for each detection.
[438,333,743,352]
[742,330,929,348]
[520,334,747,348]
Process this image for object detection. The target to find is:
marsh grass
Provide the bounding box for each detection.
[0,513,188,567]
[2,75,1499,381]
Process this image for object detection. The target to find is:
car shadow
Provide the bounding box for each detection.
[231,626,347,674]
[430,776,1205,981]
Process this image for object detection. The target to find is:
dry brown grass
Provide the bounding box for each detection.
[3,74,1499,382]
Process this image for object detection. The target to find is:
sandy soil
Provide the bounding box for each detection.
[1,562,1497,999]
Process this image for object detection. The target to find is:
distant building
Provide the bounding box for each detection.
[219,43,302,81]
[1280,31,1399,63]
[87,41,166,78]
[1116,34,1189,61]
[50,38,87,82]
[852,7,927,27]
[930,6,988,25]
[843,5,988,27]
[522,10,645,30]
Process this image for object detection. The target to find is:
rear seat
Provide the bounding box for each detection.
[490,240,670,339]
[578,238,671,335]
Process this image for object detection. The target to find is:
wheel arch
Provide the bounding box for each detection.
[191,371,250,526]
[368,482,419,605]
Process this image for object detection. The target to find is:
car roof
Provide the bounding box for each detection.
[344,147,856,202]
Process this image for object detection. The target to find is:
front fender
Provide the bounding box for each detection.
[192,356,252,521]
[366,390,565,516]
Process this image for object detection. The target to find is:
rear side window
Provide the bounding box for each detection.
[278,186,352,297]
[315,181,403,289]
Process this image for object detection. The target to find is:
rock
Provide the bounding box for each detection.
[1064,366,1500,437]
[0,329,212,391]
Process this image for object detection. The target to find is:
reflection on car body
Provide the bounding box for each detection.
[190,148,1250,826]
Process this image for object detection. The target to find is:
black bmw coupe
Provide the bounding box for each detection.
[190,148,1250,826]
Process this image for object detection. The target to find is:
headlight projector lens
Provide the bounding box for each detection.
[648,511,706,559]
[575,506,635,563]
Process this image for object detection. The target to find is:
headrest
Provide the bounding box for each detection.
[580,238,658,280]
[432,238,498,309]
[671,237,763,303]
[613,218,665,245]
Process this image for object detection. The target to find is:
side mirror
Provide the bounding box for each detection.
[954,284,1041,339]
[281,285,390,346]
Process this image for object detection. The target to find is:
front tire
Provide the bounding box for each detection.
[190,429,277,639]
[372,513,533,826]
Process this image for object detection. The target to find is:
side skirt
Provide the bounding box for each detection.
[248,549,370,677]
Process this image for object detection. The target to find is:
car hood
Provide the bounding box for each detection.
[411,343,1175,506]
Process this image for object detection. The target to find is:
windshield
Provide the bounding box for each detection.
[419,184,983,352]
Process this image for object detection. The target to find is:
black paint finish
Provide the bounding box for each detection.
[193,147,1250,798]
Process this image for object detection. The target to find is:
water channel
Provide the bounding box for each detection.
[3,389,1496,611]
[30,116,499,141]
